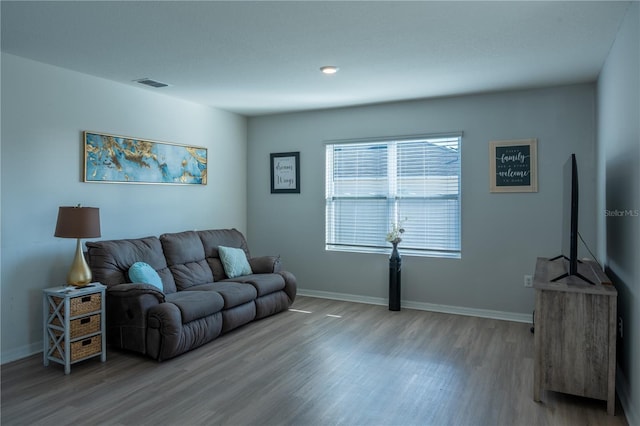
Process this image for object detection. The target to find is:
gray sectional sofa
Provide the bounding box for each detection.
[86,228,296,361]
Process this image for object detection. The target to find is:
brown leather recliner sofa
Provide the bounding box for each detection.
[86,228,296,361]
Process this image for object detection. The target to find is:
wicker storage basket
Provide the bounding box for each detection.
[51,314,101,339]
[50,293,101,317]
[51,335,102,362]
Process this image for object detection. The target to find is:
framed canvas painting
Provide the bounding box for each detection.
[84,131,207,185]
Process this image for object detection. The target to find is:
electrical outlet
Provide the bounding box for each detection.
[524,275,533,287]
[618,316,624,339]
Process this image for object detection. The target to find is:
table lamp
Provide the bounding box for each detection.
[54,205,101,286]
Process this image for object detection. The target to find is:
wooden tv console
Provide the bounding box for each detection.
[533,257,617,415]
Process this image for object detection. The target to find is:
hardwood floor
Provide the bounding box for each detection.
[1,296,628,425]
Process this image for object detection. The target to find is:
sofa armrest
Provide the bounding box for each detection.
[107,283,166,303]
[278,270,297,304]
[147,303,184,361]
[249,255,282,274]
[147,303,182,335]
[104,283,165,354]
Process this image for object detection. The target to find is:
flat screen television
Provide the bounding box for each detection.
[550,153,594,284]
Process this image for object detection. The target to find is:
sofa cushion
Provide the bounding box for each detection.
[128,262,164,291]
[160,231,213,290]
[87,236,177,293]
[185,282,257,309]
[198,229,250,280]
[218,246,253,278]
[165,291,224,324]
[198,229,250,256]
[224,273,285,297]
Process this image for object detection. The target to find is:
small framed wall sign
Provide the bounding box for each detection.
[489,139,538,193]
[270,152,300,194]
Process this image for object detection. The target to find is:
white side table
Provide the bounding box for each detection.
[43,283,106,374]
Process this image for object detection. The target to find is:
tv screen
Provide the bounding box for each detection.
[551,153,593,284]
[563,153,579,275]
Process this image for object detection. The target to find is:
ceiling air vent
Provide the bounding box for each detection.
[134,78,170,88]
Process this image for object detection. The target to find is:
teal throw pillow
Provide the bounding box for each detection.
[218,246,253,278]
[128,262,163,291]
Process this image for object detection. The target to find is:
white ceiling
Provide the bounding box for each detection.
[1,1,632,116]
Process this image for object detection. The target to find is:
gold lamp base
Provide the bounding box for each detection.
[67,239,92,287]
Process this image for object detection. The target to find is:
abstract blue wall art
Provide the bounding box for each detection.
[84,131,207,185]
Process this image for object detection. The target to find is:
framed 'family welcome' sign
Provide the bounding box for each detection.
[489,139,538,193]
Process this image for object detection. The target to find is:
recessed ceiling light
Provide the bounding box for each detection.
[320,66,339,75]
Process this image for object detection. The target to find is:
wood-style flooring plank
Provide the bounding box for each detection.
[1,296,628,425]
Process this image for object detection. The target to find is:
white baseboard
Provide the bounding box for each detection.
[617,366,638,425]
[297,289,533,323]
[1,341,42,365]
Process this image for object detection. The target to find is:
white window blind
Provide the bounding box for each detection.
[325,134,461,258]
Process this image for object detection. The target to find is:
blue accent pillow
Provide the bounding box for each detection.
[128,262,163,291]
[218,246,253,278]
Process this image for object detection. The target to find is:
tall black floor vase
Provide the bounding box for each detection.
[389,242,401,311]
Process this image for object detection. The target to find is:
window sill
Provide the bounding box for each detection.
[325,245,461,259]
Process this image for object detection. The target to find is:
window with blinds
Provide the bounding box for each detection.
[325,134,461,258]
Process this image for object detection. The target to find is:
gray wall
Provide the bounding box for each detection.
[597,2,639,423]
[0,53,248,362]
[247,84,598,319]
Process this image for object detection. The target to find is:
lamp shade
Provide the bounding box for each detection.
[54,206,101,239]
